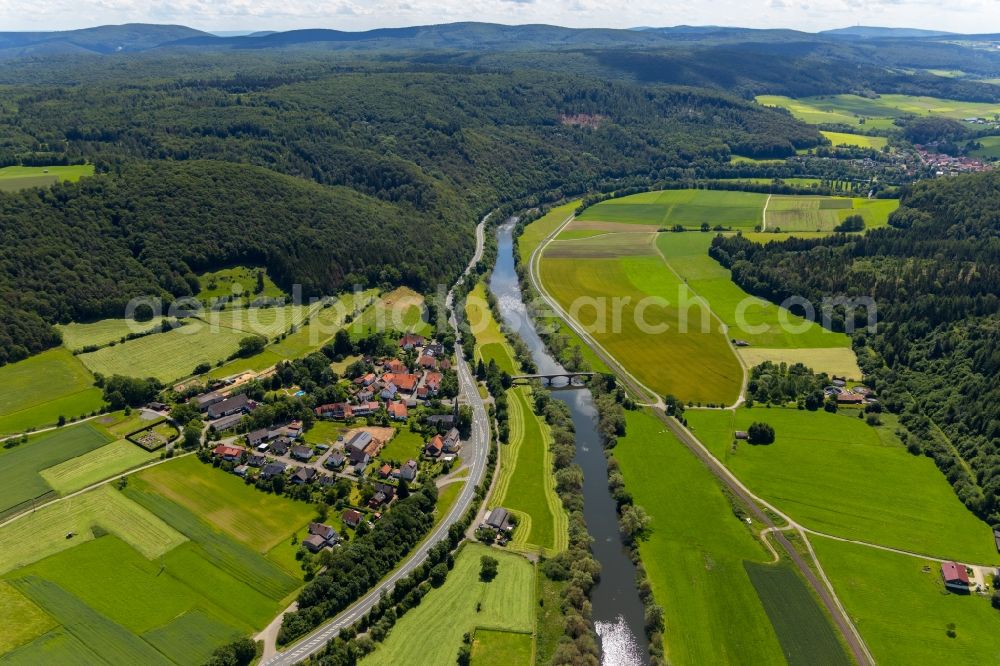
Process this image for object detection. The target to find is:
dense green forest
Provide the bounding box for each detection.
[0,62,822,363]
[710,172,1000,526]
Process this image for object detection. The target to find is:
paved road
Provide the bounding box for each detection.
[526,212,875,666]
[260,216,492,666]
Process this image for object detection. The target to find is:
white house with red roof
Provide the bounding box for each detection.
[941,561,971,591]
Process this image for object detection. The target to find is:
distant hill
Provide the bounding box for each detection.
[0,23,207,57]
[821,26,955,38]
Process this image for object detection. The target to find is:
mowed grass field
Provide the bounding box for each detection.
[517,200,579,265]
[0,424,113,515]
[133,455,315,554]
[656,233,852,351]
[360,543,535,666]
[56,317,169,351]
[0,165,93,192]
[766,196,898,232]
[540,238,743,404]
[736,347,862,380]
[813,536,1000,665]
[39,439,159,495]
[686,408,998,563]
[349,286,431,339]
[466,282,517,374]
[578,189,767,229]
[471,629,533,666]
[492,387,568,554]
[820,131,889,150]
[0,348,104,437]
[0,581,57,654]
[758,93,1000,128]
[613,410,788,664]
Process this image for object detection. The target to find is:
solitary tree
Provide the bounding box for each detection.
[747,421,776,445]
[479,555,499,582]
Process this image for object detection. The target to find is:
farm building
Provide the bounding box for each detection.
[941,561,971,591]
[484,507,514,533]
[207,393,251,420]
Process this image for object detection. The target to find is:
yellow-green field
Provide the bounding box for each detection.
[765,195,898,232]
[56,317,169,352]
[465,282,517,375]
[0,165,94,192]
[820,131,889,150]
[39,440,158,495]
[757,93,1000,129]
[970,135,1000,161]
[736,347,862,380]
[517,201,579,265]
[195,265,287,303]
[197,304,310,338]
[0,581,57,654]
[349,286,430,339]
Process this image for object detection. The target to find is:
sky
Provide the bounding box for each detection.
[0,0,997,34]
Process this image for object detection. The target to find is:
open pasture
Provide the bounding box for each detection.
[766,195,898,232]
[970,135,1000,160]
[133,455,315,553]
[77,320,248,383]
[493,387,567,554]
[269,290,372,359]
[349,286,430,339]
[820,131,888,150]
[518,201,579,265]
[39,439,159,495]
[199,304,309,338]
[613,410,788,664]
[465,281,517,375]
[56,317,168,351]
[142,610,243,664]
[578,189,767,229]
[0,484,186,575]
[360,543,535,666]
[813,536,1000,665]
[539,248,743,404]
[544,231,656,258]
[195,265,286,303]
[0,165,94,192]
[757,93,1000,128]
[0,424,112,515]
[686,408,998,563]
[736,347,862,380]
[0,348,104,437]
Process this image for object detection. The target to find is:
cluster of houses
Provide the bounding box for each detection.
[824,379,876,407]
[315,334,449,424]
[915,146,992,175]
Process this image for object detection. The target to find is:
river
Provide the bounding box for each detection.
[488,221,648,665]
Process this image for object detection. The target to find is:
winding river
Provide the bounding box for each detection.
[488,221,648,665]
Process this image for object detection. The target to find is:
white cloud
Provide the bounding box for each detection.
[0,0,995,33]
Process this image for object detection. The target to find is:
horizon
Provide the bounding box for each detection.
[1,0,997,36]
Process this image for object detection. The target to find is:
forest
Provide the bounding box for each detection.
[710,171,1000,526]
[0,61,823,363]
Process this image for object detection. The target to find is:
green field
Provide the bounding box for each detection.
[133,455,315,554]
[0,348,104,437]
[492,387,568,554]
[77,320,248,383]
[39,439,159,495]
[267,290,372,359]
[765,196,898,232]
[349,287,430,339]
[379,427,424,462]
[0,581,56,653]
[614,410,788,663]
[541,236,743,404]
[466,281,517,375]
[686,408,998,563]
[578,189,768,229]
[744,562,850,665]
[195,265,287,302]
[56,317,169,351]
[970,135,1000,160]
[471,629,533,666]
[736,347,862,380]
[0,424,113,515]
[820,131,888,150]
[0,484,186,575]
[517,201,579,265]
[656,233,852,350]
[0,165,94,192]
[757,94,1000,128]
[199,304,310,338]
[361,543,535,666]
[813,536,1000,665]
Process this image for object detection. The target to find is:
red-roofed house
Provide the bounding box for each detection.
[424,372,443,395]
[386,359,408,375]
[418,354,437,369]
[424,434,444,457]
[393,373,419,393]
[836,392,865,405]
[941,562,971,591]
[315,402,352,419]
[378,463,393,479]
[212,445,244,461]
[399,333,425,350]
[388,402,408,421]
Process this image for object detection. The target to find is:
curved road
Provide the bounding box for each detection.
[261,216,492,666]
[527,212,875,666]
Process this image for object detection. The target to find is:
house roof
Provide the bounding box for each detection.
[347,431,373,451]
[342,509,363,525]
[212,444,244,458]
[426,434,443,452]
[941,561,969,584]
[388,402,408,418]
[309,522,334,537]
[208,393,250,418]
[425,372,443,388]
[399,333,425,347]
[836,393,865,403]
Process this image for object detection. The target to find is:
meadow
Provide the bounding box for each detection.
[765,196,898,232]
[736,347,861,380]
[492,386,568,554]
[198,304,310,338]
[0,348,104,437]
[195,265,287,303]
[133,455,315,554]
[686,408,998,563]
[470,629,533,666]
[819,131,888,150]
[517,200,579,265]
[970,135,1000,160]
[757,93,1000,127]
[349,287,430,339]
[0,165,94,192]
[541,237,743,404]
[0,581,56,654]
[813,536,1000,665]
[77,320,248,383]
[56,317,168,351]
[465,281,517,375]
[378,427,425,462]
[0,424,113,515]
[39,439,159,495]
[577,189,767,229]
[613,410,788,664]
[360,543,535,666]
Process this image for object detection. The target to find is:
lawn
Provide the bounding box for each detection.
[736,347,862,380]
[744,562,850,665]
[613,409,787,664]
[436,480,466,523]
[0,484,186,575]
[0,165,94,192]
[360,543,535,666]
[656,233,852,350]
[577,189,768,230]
[0,423,113,515]
[0,348,104,437]
[686,408,998,563]
[379,427,424,463]
[471,629,533,666]
[133,455,315,553]
[492,387,568,554]
[195,265,286,303]
[813,536,1000,665]
[970,135,1000,160]
[0,581,56,653]
[56,317,169,351]
[77,320,248,383]
[540,244,743,404]
[39,439,159,495]
[820,131,889,150]
[517,200,580,265]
